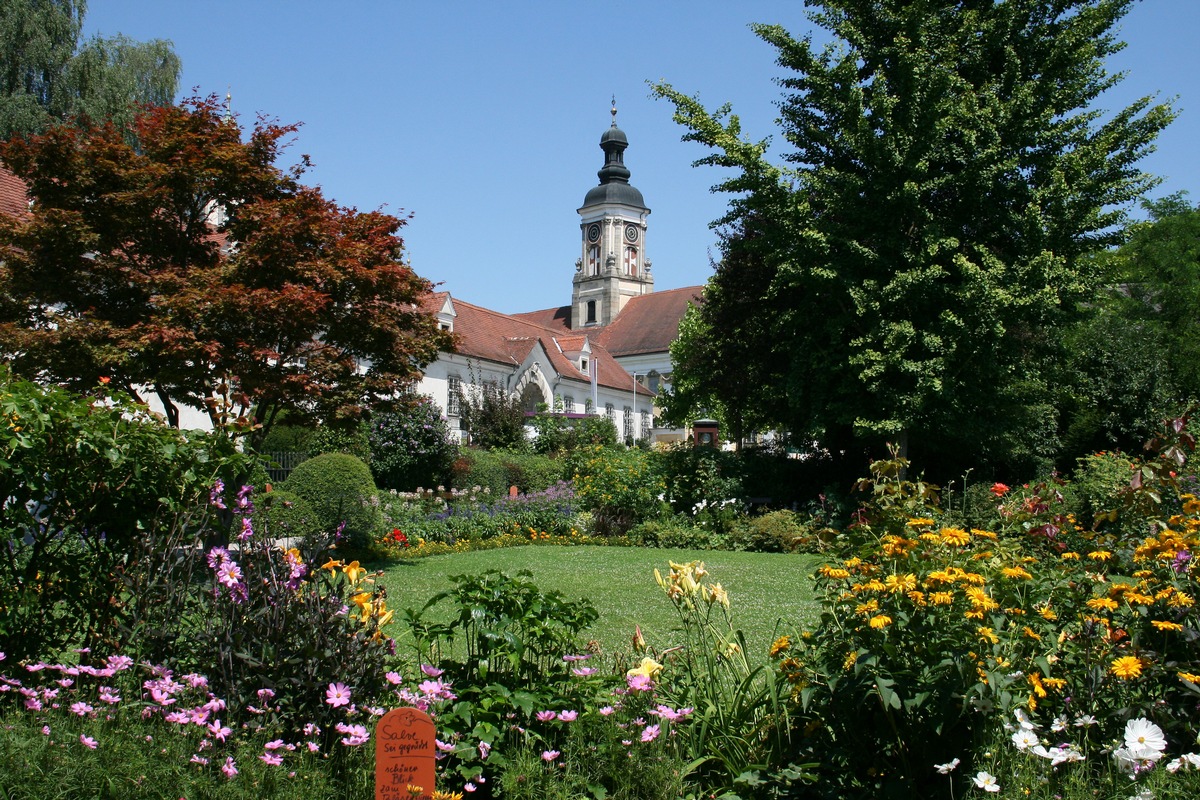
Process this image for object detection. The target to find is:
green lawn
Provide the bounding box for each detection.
[375,546,825,663]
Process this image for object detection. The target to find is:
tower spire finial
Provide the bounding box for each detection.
[611,95,617,126]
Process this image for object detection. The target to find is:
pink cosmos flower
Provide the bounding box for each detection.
[599,706,615,716]
[106,655,134,672]
[557,710,578,722]
[207,720,231,741]
[221,756,238,778]
[542,749,560,761]
[190,755,209,766]
[642,724,661,742]
[385,671,403,685]
[307,741,320,753]
[572,667,598,677]
[420,664,444,677]
[70,702,93,717]
[265,739,287,751]
[335,723,369,746]
[98,688,120,704]
[536,710,557,722]
[80,735,98,749]
[325,682,352,707]
[626,674,652,692]
[259,752,283,766]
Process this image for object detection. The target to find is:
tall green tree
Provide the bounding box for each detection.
[1114,193,1200,398]
[0,96,452,445]
[654,0,1174,478]
[0,0,179,139]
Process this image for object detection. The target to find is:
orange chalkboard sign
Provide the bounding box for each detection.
[375,707,436,800]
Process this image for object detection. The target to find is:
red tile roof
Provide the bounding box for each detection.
[447,296,651,395]
[0,164,30,220]
[512,285,703,357]
[595,285,702,357]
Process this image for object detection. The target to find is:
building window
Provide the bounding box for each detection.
[586,300,596,324]
[585,397,594,415]
[623,246,638,276]
[447,376,462,416]
[580,357,589,374]
[623,406,633,441]
[641,410,651,440]
[563,396,574,413]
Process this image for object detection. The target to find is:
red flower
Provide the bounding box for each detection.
[990,482,1010,497]
[391,529,408,546]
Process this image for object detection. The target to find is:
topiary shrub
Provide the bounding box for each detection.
[251,489,322,548]
[281,452,382,552]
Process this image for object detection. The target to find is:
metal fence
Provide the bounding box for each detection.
[262,451,310,483]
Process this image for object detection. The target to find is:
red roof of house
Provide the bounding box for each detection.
[513,285,702,358]
[0,164,29,219]
[447,296,650,395]
[594,286,702,357]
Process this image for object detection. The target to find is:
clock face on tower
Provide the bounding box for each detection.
[624,224,639,243]
[587,224,601,243]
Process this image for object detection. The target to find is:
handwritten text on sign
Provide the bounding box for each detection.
[375,707,436,800]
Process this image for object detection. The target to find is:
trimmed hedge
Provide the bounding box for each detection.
[281,453,382,552]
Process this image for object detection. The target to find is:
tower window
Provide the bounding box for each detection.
[624,246,638,276]
[588,245,600,275]
[586,300,596,324]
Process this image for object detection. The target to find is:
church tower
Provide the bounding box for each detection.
[571,100,653,328]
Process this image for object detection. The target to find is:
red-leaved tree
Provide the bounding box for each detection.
[0,95,451,444]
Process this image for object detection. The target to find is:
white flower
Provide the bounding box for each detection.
[934,758,960,774]
[1074,714,1098,727]
[1032,744,1084,765]
[972,771,1000,793]
[1124,718,1167,760]
[1166,753,1200,773]
[1013,708,1039,731]
[1051,715,1069,732]
[1011,729,1040,751]
[1129,789,1153,800]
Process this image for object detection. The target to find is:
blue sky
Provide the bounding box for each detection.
[84,1,1198,315]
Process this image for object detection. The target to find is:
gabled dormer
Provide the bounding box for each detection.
[435,295,457,333]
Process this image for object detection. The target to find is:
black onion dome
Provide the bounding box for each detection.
[582,103,646,209]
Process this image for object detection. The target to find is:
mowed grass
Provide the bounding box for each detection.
[375,546,826,663]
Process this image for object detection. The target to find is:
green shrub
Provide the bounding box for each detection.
[251,490,322,547]
[626,516,727,549]
[1063,449,1136,530]
[282,452,382,552]
[573,446,667,535]
[258,422,315,453]
[729,509,810,552]
[366,397,458,491]
[0,369,250,663]
[451,447,564,494]
[307,422,371,462]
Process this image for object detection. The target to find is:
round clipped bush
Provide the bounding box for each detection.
[281,452,382,551]
[251,489,322,547]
